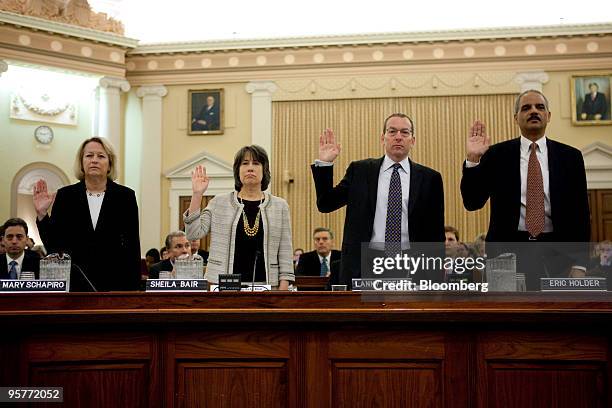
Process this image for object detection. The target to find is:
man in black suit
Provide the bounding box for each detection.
[311,113,445,286]
[461,90,590,289]
[192,95,220,131]
[580,82,608,121]
[149,231,191,279]
[0,218,40,279]
[296,227,342,277]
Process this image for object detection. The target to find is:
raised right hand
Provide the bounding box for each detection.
[319,128,341,162]
[191,165,209,195]
[466,120,491,163]
[32,179,56,219]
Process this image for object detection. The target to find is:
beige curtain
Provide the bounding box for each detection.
[272,94,517,251]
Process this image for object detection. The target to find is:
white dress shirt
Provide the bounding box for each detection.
[86,192,105,230]
[6,252,25,277]
[465,135,552,233]
[370,155,411,250]
[518,135,552,233]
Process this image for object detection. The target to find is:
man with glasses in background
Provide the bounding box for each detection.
[310,113,445,286]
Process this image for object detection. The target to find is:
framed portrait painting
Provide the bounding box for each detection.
[571,74,612,126]
[189,89,224,135]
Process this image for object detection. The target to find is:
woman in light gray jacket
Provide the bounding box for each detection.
[184,145,294,289]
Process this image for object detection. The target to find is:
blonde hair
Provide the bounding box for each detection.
[74,137,117,181]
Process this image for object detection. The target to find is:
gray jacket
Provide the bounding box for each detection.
[184,191,294,286]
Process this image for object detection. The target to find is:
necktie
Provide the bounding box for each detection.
[526,142,545,238]
[8,261,17,279]
[320,258,329,277]
[385,163,402,253]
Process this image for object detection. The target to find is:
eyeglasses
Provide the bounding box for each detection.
[386,128,413,137]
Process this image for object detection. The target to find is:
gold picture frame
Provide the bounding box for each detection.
[571,74,612,126]
[188,89,224,135]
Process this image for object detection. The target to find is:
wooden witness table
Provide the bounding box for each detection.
[1,291,611,407]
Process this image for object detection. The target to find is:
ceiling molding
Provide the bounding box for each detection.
[130,23,612,55]
[0,10,138,49]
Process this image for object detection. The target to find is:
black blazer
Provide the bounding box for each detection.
[148,259,173,280]
[295,249,342,276]
[36,180,141,292]
[461,138,590,243]
[0,251,40,279]
[312,157,445,285]
[581,92,608,119]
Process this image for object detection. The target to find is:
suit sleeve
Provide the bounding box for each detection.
[431,171,445,243]
[184,199,213,240]
[278,200,295,283]
[311,162,353,213]
[125,189,142,290]
[460,153,492,211]
[574,151,591,242]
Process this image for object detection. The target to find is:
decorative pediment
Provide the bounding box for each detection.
[165,152,233,180]
[582,142,612,169]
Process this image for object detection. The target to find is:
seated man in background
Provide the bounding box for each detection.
[149,231,191,279]
[444,225,460,250]
[0,218,40,279]
[190,239,209,264]
[296,227,341,278]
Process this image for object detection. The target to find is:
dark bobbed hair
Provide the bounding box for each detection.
[233,145,271,191]
[145,248,161,263]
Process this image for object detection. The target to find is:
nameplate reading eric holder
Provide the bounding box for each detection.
[0,280,67,293]
[146,279,207,292]
[218,274,242,291]
[541,277,607,291]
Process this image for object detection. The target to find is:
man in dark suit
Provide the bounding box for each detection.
[0,218,40,279]
[580,82,608,121]
[149,231,191,279]
[461,90,590,289]
[311,113,445,286]
[296,227,342,277]
[192,95,220,131]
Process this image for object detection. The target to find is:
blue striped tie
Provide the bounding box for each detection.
[385,163,402,254]
[320,258,329,277]
[8,261,17,279]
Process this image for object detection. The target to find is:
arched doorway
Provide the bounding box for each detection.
[10,162,70,247]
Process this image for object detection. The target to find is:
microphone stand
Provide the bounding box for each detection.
[251,250,260,292]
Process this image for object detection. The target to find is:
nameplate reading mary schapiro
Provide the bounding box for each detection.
[0,280,67,293]
[146,279,208,292]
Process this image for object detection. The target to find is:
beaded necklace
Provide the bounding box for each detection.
[239,196,264,237]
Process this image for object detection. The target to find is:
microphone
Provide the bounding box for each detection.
[251,250,261,292]
[72,263,98,292]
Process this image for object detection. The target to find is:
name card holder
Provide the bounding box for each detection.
[352,278,413,291]
[541,277,607,291]
[0,280,68,293]
[146,279,208,292]
[218,274,242,291]
[209,284,272,292]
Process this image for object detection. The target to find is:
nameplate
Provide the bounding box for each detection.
[541,278,607,291]
[0,280,67,293]
[352,278,413,291]
[146,279,208,292]
[209,284,272,292]
[218,274,242,291]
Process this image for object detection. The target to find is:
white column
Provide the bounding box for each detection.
[514,71,549,92]
[245,81,277,167]
[0,60,8,76]
[136,85,167,253]
[98,76,130,167]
